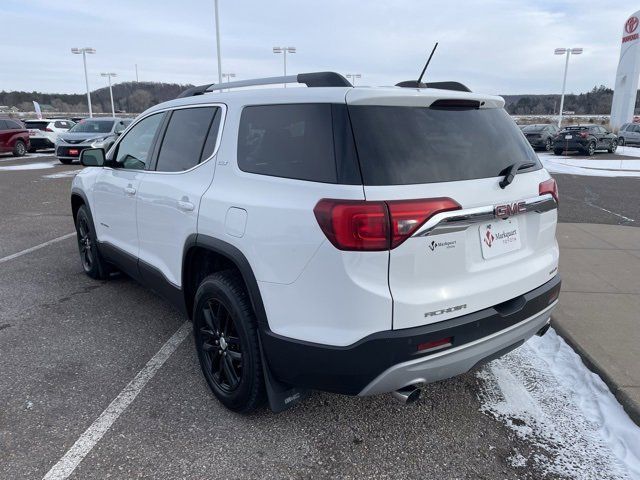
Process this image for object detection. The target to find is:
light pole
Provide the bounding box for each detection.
[273,46,296,87]
[346,73,362,86]
[554,47,583,128]
[214,0,222,85]
[222,73,236,91]
[135,64,139,82]
[71,47,96,117]
[101,73,117,116]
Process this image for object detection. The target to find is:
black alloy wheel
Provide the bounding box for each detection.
[77,215,94,272]
[75,205,109,279]
[198,298,243,393]
[193,272,266,413]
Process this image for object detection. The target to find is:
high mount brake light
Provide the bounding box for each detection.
[314,198,461,251]
[539,178,559,203]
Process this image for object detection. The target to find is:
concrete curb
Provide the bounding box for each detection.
[551,316,640,426]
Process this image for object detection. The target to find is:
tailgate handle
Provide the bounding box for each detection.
[494,295,526,317]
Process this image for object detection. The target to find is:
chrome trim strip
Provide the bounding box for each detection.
[414,194,557,237]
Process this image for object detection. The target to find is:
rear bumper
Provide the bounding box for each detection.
[525,137,546,148]
[261,275,561,395]
[554,140,588,151]
[359,302,553,395]
[30,138,55,149]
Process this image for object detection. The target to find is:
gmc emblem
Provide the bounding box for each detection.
[495,201,526,219]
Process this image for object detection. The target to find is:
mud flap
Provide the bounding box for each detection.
[257,333,310,412]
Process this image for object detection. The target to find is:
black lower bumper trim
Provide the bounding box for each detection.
[261,275,561,395]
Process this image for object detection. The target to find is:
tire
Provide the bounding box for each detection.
[554,149,563,156]
[545,138,552,151]
[619,137,625,147]
[608,140,618,154]
[193,271,266,413]
[75,205,109,280]
[59,157,73,165]
[12,140,26,157]
[586,142,596,156]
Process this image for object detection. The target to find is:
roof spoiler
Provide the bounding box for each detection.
[395,80,471,92]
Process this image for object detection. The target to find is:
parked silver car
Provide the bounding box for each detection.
[617,123,640,146]
[55,117,131,164]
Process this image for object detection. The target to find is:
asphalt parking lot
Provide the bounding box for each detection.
[0,152,633,479]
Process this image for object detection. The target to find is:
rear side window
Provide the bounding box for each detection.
[0,120,8,130]
[155,107,220,172]
[348,105,540,185]
[6,120,23,129]
[237,104,360,184]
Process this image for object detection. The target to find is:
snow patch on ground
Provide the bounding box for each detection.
[0,161,57,171]
[539,153,640,178]
[0,151,54,163]
[477,329,640,479]
[43,170,81,179]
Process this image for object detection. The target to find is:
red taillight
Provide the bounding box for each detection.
[387,198,461,248]
[45,127,54,132]
[580,132,589,138]
[314,198,461,251]
[539,178,559,203]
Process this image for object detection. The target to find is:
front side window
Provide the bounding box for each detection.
[113,113,164,170]
[155,107,220,172]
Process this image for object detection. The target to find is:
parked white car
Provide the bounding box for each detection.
[24,118,75,152]
[70,72,561,413]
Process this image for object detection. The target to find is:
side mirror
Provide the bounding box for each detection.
[80,148,105,167]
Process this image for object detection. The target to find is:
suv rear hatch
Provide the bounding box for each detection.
[345,89,559,330]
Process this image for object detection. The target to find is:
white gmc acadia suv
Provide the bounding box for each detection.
[71,72,561,413]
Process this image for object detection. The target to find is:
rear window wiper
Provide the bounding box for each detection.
[499,161,536,189]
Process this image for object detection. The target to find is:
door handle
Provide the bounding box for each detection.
[177,200,195,212]
[124,186,136,196]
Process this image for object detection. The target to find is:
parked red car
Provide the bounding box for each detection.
[0,118,30,156]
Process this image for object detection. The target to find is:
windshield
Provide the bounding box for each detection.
[69,120,114,134]
[348,105,540,185]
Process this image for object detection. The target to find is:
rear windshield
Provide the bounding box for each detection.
[70,120,114,134]
[348,105,540,185]
[24,121,49,130]
[522,125,546,132]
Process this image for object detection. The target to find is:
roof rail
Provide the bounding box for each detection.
[395,80,471,92]
[176,71,352,98]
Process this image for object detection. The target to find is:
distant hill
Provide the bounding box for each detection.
[1,82,638,116]
[0,82,193,115]
[502,85,640,115]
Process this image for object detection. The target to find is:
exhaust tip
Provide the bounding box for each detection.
[536,322,551,337]
[392,385,421,404]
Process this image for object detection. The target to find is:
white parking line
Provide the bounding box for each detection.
[0,233,76,264]
[42,321,191,480]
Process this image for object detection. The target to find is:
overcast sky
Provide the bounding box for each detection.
[1,0,637,95]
